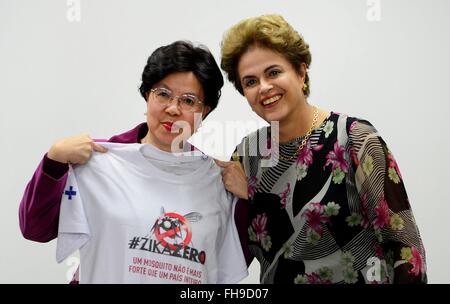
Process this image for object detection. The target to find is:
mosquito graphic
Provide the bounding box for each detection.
[149,207,202,248]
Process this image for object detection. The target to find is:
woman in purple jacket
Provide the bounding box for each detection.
[19,41,250,275]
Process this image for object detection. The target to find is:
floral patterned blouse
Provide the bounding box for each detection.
[234,112,427,284]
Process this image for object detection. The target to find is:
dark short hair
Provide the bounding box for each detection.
[139,41,224,116]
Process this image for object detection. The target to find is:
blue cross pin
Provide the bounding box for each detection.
[64,186,77,200]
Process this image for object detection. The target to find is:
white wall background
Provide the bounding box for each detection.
[1,0,449,283]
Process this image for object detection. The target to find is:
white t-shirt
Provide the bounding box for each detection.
[56,143,248,284]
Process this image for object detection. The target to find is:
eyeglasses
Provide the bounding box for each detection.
[150,88,204,113]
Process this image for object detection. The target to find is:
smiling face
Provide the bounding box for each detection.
[237,46,308,125]
[142,71,209,152]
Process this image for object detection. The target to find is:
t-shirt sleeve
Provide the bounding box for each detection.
[56,167,90,263]
[216,195,249,284]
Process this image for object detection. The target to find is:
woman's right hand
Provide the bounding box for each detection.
[47,134,108,164]
[215,159,249,200]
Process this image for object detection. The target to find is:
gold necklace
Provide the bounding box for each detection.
[279,106,319,161]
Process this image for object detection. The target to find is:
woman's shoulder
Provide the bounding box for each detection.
[327,112,387,157]
[108,123,148,144]
[329,111,378,136]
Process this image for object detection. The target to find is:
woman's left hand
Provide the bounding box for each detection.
[215,160,248,200]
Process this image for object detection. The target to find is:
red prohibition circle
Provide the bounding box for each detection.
[154,212,192,251]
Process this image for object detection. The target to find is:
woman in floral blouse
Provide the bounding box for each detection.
[217,14,427,284]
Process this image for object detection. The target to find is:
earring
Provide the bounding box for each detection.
[303,83,308,92]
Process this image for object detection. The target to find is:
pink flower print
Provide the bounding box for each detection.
[247,176,258,199]
[313,144,324,152]
[373,241,384,258]
[372,197,390,229]
[296,141,314,166]
[306,273,321,284]
[304,203,330,237]
[279,183,291,209]
[324,141,349,173]
[297,142,324,166]
[306,272,332,284]
[252,213,268,242]
[409,247,425,276]
[388,152,403,180]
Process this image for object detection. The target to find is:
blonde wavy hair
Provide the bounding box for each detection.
[221,14,312,96]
